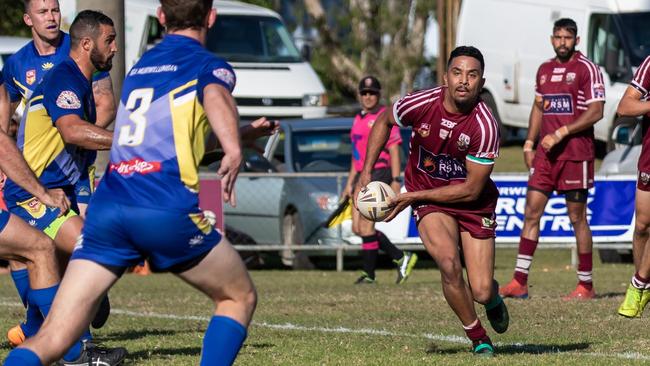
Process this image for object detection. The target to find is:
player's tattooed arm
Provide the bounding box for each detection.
[203,83,242,207]
[617,86,650,117]
[93,77,116,128]
[55,115,113,150]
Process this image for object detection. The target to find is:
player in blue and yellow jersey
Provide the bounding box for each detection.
[2,0,115,216]
[2,10,127,366]
[4,1,257,365]
[1,0,116,346]
[1,72,125,365]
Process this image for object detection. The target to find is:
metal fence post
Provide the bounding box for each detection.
[336,245,344,272]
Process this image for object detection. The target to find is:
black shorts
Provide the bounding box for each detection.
[353,168,392,186]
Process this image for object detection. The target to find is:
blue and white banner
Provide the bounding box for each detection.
[492,174,635,243]
[378,174,637,244]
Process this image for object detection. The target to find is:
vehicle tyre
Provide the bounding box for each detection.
[481,92,508,145]
[282,211,315,269]
[225,225,265,269]
[598,248,633,264]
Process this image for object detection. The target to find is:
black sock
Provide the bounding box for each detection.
[361,235,379,279]
[376,231,403,261]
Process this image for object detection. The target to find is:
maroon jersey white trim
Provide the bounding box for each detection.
[393,86,500,214]
[534,51,603,161]
[632,56,650,100]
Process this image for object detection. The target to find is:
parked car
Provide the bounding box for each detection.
[202,117,410,268]
[597,119,641,263]
[598,119,643,175]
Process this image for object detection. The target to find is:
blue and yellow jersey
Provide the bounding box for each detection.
[94,35,236,211]
[3,58,96,203]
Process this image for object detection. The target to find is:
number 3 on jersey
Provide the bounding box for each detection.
[118,88,154,146]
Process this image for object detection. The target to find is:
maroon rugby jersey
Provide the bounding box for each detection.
[632,55,650,120]
[535,51,605,161]
[392,86,500,213]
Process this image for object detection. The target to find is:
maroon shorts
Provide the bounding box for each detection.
[412,204,497,239]
[528,155,594,192]
[638,138,650,191]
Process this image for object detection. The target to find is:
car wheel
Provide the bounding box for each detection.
[481,92,508,145]
[282,211,314,269]
[225,225,265,269]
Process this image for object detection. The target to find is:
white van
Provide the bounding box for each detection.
[72,0,327,120]
[456,0,650,145]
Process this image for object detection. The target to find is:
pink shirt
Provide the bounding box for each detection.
[351,106,402,172]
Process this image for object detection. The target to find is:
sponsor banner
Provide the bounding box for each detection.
[387,174,636,244]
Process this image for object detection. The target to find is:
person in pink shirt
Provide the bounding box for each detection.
[343,76,418,284]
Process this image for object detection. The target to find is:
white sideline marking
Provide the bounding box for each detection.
[1,300,649,361]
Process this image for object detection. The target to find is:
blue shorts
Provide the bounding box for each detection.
[74,165,96,205]
[0,210,9,232]
[7,186,79,237]
[71,200,222,272]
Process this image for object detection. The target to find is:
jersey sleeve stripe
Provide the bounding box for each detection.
[475,111,487,153]
[398,97,438,122]
[395,88,441,115]
[478,102,499,153]
[634,56,650,87]
[467,155,495,165]
[392,103,404,127]
[631,81,648,96]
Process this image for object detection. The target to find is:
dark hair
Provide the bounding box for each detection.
[447,46,485,72]
[70,10,114,48]
[553,18,578,36]
[160,0,213,31]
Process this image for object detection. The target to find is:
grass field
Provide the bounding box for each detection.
[493,145,603,173]
[0,249,648,365]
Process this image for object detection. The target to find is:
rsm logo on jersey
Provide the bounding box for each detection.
[542,94,573,115]
[417,146,466,181]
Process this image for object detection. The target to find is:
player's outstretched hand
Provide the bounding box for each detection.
[218,153,242,207]
[39,188,70,217]
[383,192,413,222]
[352,171,372,209]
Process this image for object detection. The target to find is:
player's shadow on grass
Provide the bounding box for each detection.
[497,342,590,355]
[595,291,625,298]
[127,343,275,360]
[97,328,195,342]
[425,342,589,355]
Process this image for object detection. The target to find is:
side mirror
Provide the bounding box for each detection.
[604,49,629,82]
[612,124,632,145]
[244,155,276,173]
[301,44,312,62]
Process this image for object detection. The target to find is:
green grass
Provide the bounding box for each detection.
[0,249,648,365]
[494,145,603,173]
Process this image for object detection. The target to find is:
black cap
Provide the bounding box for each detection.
[358,76,381,93]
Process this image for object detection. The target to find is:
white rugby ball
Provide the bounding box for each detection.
[356,181,396,222]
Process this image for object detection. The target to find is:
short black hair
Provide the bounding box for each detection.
[553,18,578,36]
[70,10,114,48]
[447,46,485,73]
[160,0,213,31]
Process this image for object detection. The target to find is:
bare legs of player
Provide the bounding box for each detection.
[418,212,495,344]
[14,236,257,365]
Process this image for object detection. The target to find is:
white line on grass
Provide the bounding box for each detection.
[1,299,648,361]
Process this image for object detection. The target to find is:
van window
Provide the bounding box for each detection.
[206,16,302,63]
[615,12,650,67]
[588,14,630,83]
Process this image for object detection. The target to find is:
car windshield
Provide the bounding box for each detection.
[292,130,352,172]
[617,12,650,66]
[206,15,302,63]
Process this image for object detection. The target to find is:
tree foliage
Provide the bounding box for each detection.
[0,0,30,37]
